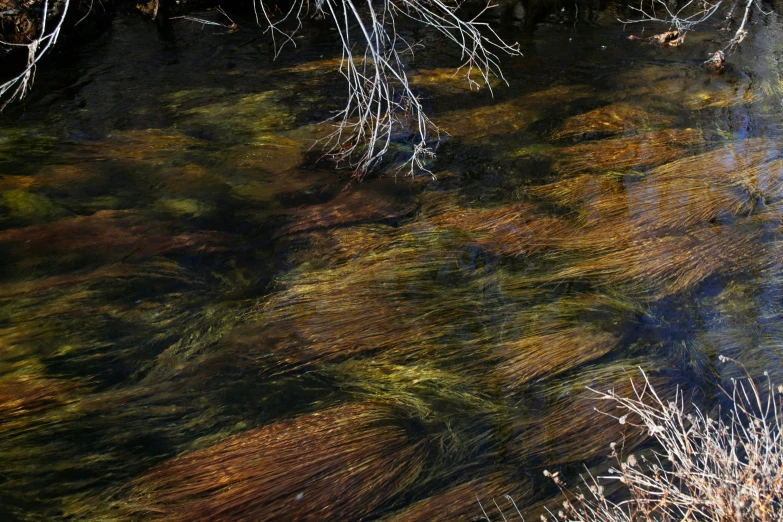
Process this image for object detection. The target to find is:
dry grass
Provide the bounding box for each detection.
[124,402,427,521]
[532,364,783,522]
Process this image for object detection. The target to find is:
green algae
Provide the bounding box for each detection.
[154,197,212,218]
[512,143,558,158]
[181,91,295,140]
[164,88,230,109]
[1,189,69,224]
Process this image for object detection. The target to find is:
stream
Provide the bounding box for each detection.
[2,3,783,520]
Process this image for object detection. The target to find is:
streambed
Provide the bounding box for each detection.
[2,5,783,520]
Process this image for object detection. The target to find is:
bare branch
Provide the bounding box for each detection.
[171,5,239,33]
[723,0,755,51]
[255,0,521,178]
[0,0,71,111]
[523,362,783,521]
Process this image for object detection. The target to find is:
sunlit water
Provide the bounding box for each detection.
[2,5,783,520]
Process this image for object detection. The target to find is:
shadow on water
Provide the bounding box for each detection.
[1,4,783,520]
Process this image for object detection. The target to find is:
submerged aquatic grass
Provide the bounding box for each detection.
[383,471,532,521]
[1,16,783,520]
[496,326,620,389]
[435,85,590,144]
[0,373,82,435]
[123,403,428,521]
[553,128,704,175]
[421,195,571,256]
[554,103,676,140]
[548,223,769,299]
[276,184,416,237]
[509,363,678,466]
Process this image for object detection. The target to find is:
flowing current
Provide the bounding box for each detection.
[1,5,783,520]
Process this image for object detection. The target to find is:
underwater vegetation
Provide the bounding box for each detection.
[495,326,620,389]
[553,128,705,175]
[0,373,82,436]
[508,362,678,466]
[553,103,676,140]
[5,127,781,517]
[276,182,416,237]
[1,21,783,521]
[124,403,429,521]
[382,471,532,521]
[435,85,591,145]
[0,210,224,262]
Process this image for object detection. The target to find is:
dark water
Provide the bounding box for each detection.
[2,4,783,520]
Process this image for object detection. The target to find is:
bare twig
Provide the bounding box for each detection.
[722,0,754,51]
[171,5,239,32]
[0,0,71,110]
[523,362,783,521]
[1,0,521,178]
[254,0,522,178]
[621,0,769,72]
[619,0,722,37]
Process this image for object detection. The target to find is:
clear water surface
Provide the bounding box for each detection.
[1,5,783,520]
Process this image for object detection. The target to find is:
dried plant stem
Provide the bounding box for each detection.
[520,362,783,521]
[1,0,520,176]
[0,0,71,110]
[619,0,722,37]
[620,0,769,58]
[254,0,521,177]
[723,0,755,51]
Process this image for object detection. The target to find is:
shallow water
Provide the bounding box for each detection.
[2,4,783,520]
